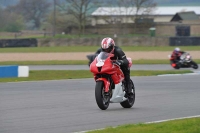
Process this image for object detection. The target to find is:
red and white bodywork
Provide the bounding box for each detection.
[90,52,135,110]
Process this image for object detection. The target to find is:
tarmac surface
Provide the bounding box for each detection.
[1,75,200,133]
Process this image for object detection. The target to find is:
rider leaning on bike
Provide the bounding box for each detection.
[98,37,134,96]
[171,47,185,64]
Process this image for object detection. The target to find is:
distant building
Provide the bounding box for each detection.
[171,11,199,22]
[91,6,200,25]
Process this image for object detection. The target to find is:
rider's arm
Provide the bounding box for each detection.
[115,46,129,66]
[171,52,175,59]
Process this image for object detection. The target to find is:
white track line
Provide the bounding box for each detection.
[74,115,200,133]
[145,115,200,124]
[157,72,200,76]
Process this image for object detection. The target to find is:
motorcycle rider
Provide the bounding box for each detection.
[100,37,134,97]
[171,47,185,64]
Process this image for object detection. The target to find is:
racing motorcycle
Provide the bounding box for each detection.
[90,51,135,110]
[169,52,198,69]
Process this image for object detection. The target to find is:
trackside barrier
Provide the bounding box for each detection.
[0,66,29,78]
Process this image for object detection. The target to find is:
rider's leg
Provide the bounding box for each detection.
[120,66,133,94]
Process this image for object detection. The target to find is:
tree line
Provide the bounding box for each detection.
[0,0,156,35]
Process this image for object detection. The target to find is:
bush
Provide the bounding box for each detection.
[3,23,23,32]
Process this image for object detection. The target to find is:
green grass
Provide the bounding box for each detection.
[0,60,88,65]
[87,117,200,133]
[3,33,200,39]
[0,59,200,65]
[0,46,200,53]
[0,33,149,39]
[0,70,193,82]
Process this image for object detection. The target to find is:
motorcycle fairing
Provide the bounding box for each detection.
[111,68,124,84]
[180,53,192,63]
[90,52,116,74]
[110,82,127,103]
[90,52,125,83]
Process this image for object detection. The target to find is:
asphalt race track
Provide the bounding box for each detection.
[1,74,200,133]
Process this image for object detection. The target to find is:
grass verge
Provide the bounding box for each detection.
[87,117,200,133]
[0,70,193,82]
[0,60,88,65]
[0,33,147,39]
[0,59,200,65]
[0,46,200,53]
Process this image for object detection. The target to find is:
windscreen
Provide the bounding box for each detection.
[180,53,189,60]
[97,52,110,62]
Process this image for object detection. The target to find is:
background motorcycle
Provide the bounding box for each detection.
[90,51,135,110]
[169,52,198,69]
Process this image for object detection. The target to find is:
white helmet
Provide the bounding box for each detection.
[174,47,180,53]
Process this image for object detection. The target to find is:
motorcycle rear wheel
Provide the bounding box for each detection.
[170,62,180,69]
[120,80,135,108]
[174,66,180,69]
[95,81,110,110]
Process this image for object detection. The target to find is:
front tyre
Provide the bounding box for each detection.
[120,80,135,108]
[191,61,198,69]
[95,81,110,110]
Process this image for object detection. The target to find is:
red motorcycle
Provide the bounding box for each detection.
[90,51,135,110]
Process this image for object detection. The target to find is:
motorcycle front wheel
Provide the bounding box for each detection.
[191,61,198,69]
[95,81,110,110]
[120,80,135,108]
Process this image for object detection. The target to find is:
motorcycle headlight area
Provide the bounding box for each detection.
[96,60,104,67]
[180,55,185,60]
[186,55,190,59]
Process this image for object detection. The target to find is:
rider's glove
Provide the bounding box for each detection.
[113,60,123,66]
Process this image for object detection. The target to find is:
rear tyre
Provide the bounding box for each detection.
[170,62,180,69]
[120,80,135,108]
[174,66,180,69]
[95,81,110,110]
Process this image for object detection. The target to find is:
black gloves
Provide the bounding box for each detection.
[113,60,123,66]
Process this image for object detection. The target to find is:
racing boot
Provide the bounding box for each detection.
[121,66,133,98]
[125,80,134,98]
